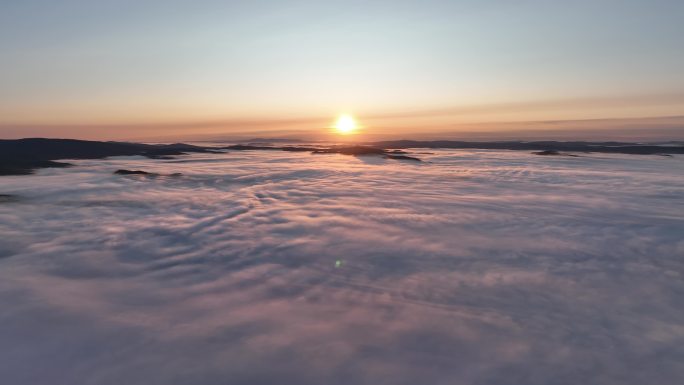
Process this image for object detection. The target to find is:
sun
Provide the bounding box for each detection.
[333,114,358,135]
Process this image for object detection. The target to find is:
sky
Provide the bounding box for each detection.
[1,0,683,140]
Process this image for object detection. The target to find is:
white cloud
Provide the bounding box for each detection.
[0,150,683,384]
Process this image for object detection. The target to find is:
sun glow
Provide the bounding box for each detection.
[333,114,358,135]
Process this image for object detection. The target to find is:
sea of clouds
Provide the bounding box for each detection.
[0,149,683,385]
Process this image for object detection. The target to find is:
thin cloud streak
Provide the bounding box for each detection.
[5,116,683,142]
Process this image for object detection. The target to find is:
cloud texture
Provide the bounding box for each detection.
[0,150,683,384]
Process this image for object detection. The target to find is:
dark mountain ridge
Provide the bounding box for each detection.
[0,138,218,175]
[1,138,681,176]
[370,140,684,155]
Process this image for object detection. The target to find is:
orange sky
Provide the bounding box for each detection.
[1,93,683,141]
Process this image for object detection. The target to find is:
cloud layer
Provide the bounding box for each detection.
[1,150,683,384]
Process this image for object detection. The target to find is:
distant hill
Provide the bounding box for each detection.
[0,138,218,175]
[371,140,684,155]
[1,138,681,176]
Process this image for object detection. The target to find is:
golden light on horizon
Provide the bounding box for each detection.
[333,114,359,135]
